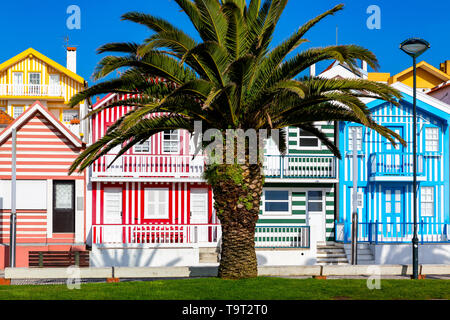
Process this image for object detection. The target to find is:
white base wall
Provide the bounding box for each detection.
[90,245,317,267]
[372,244,450,264]
[90,245,199,267]
[256,249,316,266]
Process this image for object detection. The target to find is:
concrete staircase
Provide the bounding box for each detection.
[316,242,349,265]
[343,243,376,265]
[199,247,219,264]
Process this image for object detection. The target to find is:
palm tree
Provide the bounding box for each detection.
[69,0,404,279]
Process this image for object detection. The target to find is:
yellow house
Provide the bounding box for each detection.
[368,60,450,92]
[0,47,88,138]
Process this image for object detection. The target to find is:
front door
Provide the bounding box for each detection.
[103,187,123,243]
[12,72,23,95]
[53,180,75,233]
[383,187,404,238]
[382,126,404,174]
[306,190,326,242]
[49,74,60,96]
[190,188,209,242]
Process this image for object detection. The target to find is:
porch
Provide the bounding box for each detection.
[335,221,450,244]
[91,224,310,249]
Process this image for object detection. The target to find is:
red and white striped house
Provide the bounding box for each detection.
[0,101,87,268]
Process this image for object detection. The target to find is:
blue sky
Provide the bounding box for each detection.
[1,0,449,86]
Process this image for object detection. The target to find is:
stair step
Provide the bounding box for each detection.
[317,257,349,262]
[317,253,347,258]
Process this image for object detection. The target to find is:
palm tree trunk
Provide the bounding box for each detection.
[209,162,263,279]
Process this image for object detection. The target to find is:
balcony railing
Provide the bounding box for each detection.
[92,224,310,248]
[0,84,63,97]
[92,154,205,178]
[264,155,336,179]
[335,221,450,244]
[92,154,336,180]
[368,152,425,177]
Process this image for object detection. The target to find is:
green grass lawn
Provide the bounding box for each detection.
[0,277,449,300]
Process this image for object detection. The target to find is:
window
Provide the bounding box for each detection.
[264,190,289,214]
[29,73,41,95]
[62,109,79,122]
[421,187,434,217]
[307,191,323,212]
[349,127,363,151]
[299,128,319,148]
[13,106,24,119]
[144,188,169,219]
[425,127,439,152]
[163,130,179,153]
[134,139,151,153]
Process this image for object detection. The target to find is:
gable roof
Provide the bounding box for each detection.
[364,82,450,122]
[390,61,450,84]
[0,101,84,148]
[428,80,450,94]
[92,93,117,110]
[0,110,13,126]
[0,48,85,84]
[319,60,367,79]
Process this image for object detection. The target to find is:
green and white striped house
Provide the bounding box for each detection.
[258,122,338,247]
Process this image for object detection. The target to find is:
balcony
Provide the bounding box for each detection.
[263,155,336,180]
[0,84,63,98]
[368,152,425,181]
[91,154,337,181]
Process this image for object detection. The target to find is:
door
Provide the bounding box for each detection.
[306,190,326,242]
[103,188,123,243]
[382,126,404,174]
[190,188,209,242]
[12,72,23,95]
[29,73,41,95]
[49,74,60,96]
[53,181,75,233]
[383,187,404,238]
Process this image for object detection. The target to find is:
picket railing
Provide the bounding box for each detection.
[264,155,336,179]
[92,224,310,248]
[0,84,63,97]
[335,221,450,243]
[368,152,425,177]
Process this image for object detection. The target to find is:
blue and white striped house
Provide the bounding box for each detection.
[336,81,450,263]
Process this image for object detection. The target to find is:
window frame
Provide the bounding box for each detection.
[424,126,440,152]
[12,106,25,119]
[134,139,151,153]
[306,190,324,213]
[62,109,79,122]
[262,189,291,216]
[144,187,170,219]
[162,130,180,154]
[420,186,434,217]
[348,126,363,152]
[298,128,321,150]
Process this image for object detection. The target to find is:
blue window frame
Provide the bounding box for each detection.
[264,190,290,214]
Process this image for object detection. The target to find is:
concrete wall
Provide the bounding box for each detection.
[372,243,450,264]
[256,248,316,266]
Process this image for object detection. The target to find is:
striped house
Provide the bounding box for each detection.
[87,93,338,267]
[328,60,450,264]
[0,101,87,268]
[0,47,89,268]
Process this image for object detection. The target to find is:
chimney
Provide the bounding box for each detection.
[310,64,316,77]
[362,60,368,72]
[67,47,77,73]
[440,60,450,75]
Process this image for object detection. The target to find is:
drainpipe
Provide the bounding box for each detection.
[9,128,17,268]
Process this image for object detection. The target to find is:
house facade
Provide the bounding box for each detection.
[0,48,89,268]
[87,93,338,267]
[336,80,450,264]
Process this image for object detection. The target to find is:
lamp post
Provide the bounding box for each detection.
[399,38,430,279]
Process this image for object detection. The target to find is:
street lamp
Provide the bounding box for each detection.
[399,38,430,280]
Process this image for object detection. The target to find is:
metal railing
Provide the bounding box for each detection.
[0,84,63,97]
[368,152,425,177]
[335,221,450,244]
[92,224,310,248]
